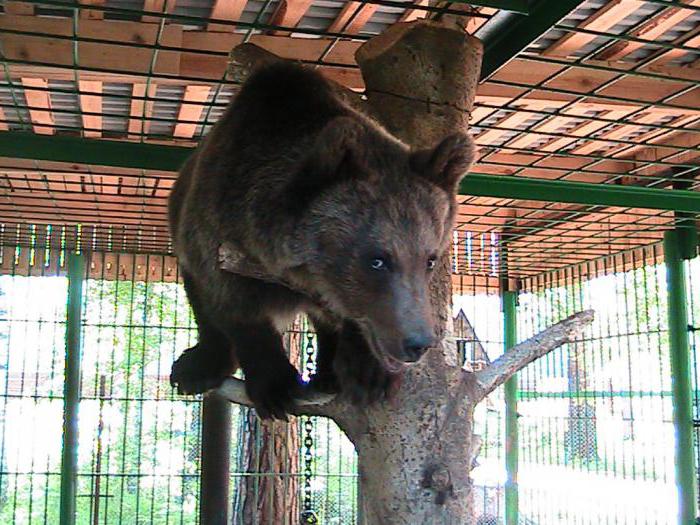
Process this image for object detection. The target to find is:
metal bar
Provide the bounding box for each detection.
[1,132,699,212]
[0,132,192,171]
[502,286,518,525]
[663,229,698,525]
[199,392,231,525]
[476,0,587,79]
[460,174,700,214]
[59,252,85,525]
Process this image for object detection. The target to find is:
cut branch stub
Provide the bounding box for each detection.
[215,377,337,418]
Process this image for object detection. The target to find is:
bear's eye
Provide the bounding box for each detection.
[370,257,389,271]
[427,257,437,271]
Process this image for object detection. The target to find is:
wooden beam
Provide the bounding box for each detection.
[78,80,102,138]
[268,0,314,35]
[3,2,33,15]
[80,0,106,20]
[21,78,54,135]
[208,0,248,32]
[544,0,645,57]
[327,2,378,34]
[0,15,183,76]
[597,0,700,60]
[173,85,210,139]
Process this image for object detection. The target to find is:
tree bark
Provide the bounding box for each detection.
[217,23,595,525]
[234,323,302,524]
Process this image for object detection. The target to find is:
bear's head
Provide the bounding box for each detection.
[293,117,475,372]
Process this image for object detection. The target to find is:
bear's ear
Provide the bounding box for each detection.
[409,133,475,193]
[286,117,366,215]
[305,116,365,177]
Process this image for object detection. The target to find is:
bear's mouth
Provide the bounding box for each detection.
[357,321,409,374]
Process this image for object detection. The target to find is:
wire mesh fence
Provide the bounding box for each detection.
[518,245,677,523]
[0,240,698,524]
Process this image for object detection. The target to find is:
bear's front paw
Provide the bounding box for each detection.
[334,350,393,406]
[170,345,231,395]
[244,363,304,421]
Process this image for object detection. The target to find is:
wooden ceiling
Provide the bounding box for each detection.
[0,0,698,282]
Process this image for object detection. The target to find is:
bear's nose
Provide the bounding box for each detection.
[402,334,435,362]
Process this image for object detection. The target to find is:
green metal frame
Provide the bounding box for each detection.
[0,132,697,213]
[476,0,587,79]
[59,253,85,525]
[502,287,519,525]
[663,229,698,525]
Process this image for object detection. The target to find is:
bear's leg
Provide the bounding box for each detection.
[307,316,341,394]
[228,320,304,420]
[170,271,236,394]
[334,320,393,405]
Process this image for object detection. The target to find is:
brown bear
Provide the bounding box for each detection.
[168,60,474,419]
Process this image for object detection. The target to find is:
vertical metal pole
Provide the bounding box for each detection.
[664,229,698,524]
[502,287,518,525]
[199,392,231,525]
[60,252,85,525]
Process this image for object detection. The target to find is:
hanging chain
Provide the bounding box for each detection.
[300,331,318,524]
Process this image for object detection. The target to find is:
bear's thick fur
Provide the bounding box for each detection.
[168,61,474,419]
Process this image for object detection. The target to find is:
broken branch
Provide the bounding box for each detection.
[474,309,595,399]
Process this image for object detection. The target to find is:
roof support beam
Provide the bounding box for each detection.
[475,0,588,79]
[0,132,697,213]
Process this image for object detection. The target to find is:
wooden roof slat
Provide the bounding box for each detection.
[78,80,102,138]
[173,85,211,139]
[475,100,560,146]
[128,83,158,139]
[142,0,176,24]
[399,0,430,23]
[81,0,106,20]
[544,0,645,58]
[208,0,248,32]
[0,108,8,132]
[573,112,678,156]
[475,110,540,146]
[269,0,315,36]
[20,78,54,135]
[598,0,700,61]
[327,2,379,34]
[537,108,637,153]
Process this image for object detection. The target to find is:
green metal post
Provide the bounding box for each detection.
[502,287,519,525]
[664,229,698,524]
[60,253,85,525]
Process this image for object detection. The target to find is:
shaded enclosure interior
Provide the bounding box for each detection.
[0,0,698,523]
[0,242,698,523]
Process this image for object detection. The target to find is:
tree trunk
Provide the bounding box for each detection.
[352,20,482,523]
[235,326,301,524]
